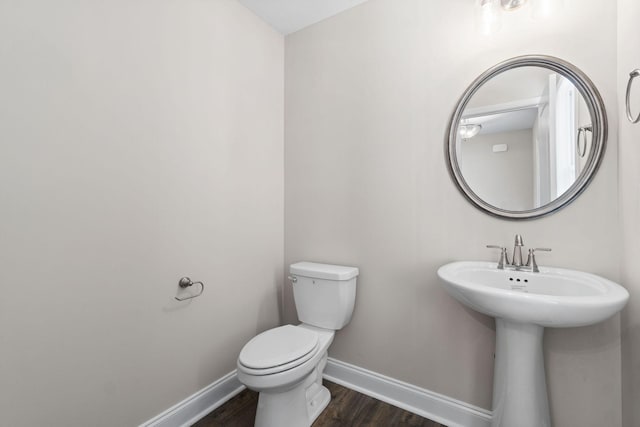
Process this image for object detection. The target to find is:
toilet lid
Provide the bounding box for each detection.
[239,325,319,370]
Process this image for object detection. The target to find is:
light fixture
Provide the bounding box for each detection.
[501,0,528,11]
[532,0,564,19]
[477,0,502,36]
[477,1,561,35]
[459,124,483,139]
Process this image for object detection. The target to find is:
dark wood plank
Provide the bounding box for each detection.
[193,386,257,427]
[193,381,446,427]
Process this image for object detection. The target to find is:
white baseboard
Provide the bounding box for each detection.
[139,370,244,427]
[324,358,492,427]
[140,359,492,427]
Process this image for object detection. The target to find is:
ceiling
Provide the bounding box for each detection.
[473,108,539,136]
[238,0,370,35]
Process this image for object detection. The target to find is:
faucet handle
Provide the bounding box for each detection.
[526,248,552,272]
[486,245,510,269]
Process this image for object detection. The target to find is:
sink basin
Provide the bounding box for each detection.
[437,261,629,328]
[437,261,629,427]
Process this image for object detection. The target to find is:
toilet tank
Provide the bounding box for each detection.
[290,262,359,330]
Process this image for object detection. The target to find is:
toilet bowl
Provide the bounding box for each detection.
[236,262,358,427]
[237,324,334,427]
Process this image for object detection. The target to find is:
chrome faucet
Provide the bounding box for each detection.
[486,245,510,269]
[512,234,524,267]
[524,247,552,272]
[487,234,551,272]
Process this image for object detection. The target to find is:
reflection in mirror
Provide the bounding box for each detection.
[447,56,606,219]
[457,67,593,211]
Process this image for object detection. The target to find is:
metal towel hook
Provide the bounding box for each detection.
[175,277,204,301]
[626,69,640,124]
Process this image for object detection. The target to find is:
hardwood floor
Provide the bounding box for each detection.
[193,381,446,427]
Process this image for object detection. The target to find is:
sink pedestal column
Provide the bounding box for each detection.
[492,319,550,427]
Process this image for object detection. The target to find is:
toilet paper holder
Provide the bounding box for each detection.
[175,277,205,301]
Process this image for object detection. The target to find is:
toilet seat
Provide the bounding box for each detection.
[238,325,320,376]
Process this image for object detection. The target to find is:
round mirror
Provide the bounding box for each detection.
[446,55,607,219]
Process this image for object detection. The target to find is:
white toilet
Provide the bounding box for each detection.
[237,261,359,427]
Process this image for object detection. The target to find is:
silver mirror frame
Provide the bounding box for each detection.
[446,55,608,220]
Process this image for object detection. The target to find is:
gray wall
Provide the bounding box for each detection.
[0,1,284,426]
[284,1,621,426]
[618,0,640,425]
[0,1,631,426]
[460,129,534,211]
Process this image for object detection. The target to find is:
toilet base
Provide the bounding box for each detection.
[306,382,331,423]
[254,382,331,427]
[255,382,308,427]
[253,353,330,427]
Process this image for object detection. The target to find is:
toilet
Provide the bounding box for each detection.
[237,261,359,427]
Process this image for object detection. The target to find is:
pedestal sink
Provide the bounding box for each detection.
[437,261,629,427]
